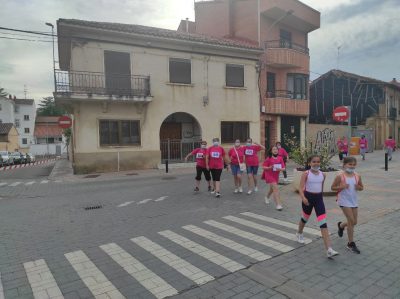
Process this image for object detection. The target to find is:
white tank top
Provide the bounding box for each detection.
[305,170,324,193]
[337,175,359,207]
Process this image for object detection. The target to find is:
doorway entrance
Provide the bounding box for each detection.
[280,116,300,151]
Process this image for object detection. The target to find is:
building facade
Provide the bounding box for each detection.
[0,123,19,152]
[181,0,320,149]
[55,19,263,173]
[0,96,36,152]
[31,116,67,156]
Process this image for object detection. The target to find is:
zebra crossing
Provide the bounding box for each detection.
[0,212,321,299]
[0,180,61,188]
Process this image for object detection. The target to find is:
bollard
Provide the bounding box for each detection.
[385,153,388,171]
[165,159,169,173]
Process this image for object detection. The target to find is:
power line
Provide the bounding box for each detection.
[0,26,54,37]
[0,31,54,39]
[0,36,53,42]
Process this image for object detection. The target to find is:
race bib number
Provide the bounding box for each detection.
[360,143,365,148]
[273,164,282,171]
[211,151,220,158]
[245,149,254,155]
[196,153,204,159]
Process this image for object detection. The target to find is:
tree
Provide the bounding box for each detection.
[0,87,8,97]
[37,96,66,116]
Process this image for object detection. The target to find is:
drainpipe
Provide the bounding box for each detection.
[186,18,189,33]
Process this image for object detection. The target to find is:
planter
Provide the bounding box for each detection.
[292,169,340,195]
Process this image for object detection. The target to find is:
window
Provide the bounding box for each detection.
[14,105,20,113]
[24,128,30,133]
[287,74,308,99]
[15,119,20,128]
[99,120,140,146]
[267,72,276,97]
[226,64,244,87]
[280,29,292,48]
[169,58,191,84]
[24,115,29,121]
[22,138,27,145]
[221,122,249,143]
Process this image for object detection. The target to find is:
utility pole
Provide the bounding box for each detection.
[45,22,56,92]
[337,45,342,69]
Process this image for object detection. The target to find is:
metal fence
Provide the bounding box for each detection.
[264,40,309,54]
[160,140,202,162]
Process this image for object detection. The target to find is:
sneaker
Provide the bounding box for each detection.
[238,187,243,193]
[194,187,199,192]
[234,188,239,194]
[327,248,339,258]
[337,222,344,237]
[284,178,288,182]
[254,186,259,192]
[210,189,215,194]
[276,204,283,211]
[264,196,270,204]
[208,186,212,192]
[215,192,221,198]
[247,190,253,195]
[347,242,361,254]
[296,233,305,244]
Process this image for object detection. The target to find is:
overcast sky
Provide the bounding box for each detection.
[0,0,399,103]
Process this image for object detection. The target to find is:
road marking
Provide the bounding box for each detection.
[117,201,135,208]
[65,250,125,299]
[9,182,21,187]
[55,180,62,183]
[25,181,35,186]
[0,272,4,299]
[40,180,49,184]
[137,199,152,205]
[159,230,245,272]
[100,243,178,299]
[205,220,294,252]
[132,236,214,285]
[23,259,64,299]
[0,183,7,187]
[155,196,168,202]
[223,216,312,244]
[183,225,270,261]
[241,212,321,236]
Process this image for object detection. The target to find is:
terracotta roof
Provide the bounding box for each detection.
[34,125,63,138]
[14,99,34,105]
[58,19,263,50]
[0,123,13,135]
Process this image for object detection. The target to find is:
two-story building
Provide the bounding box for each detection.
[180,0,320,149]
[55,19,263,173]
[0,96,36,152]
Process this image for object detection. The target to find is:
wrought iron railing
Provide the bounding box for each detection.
[55,70,151,97]
[264,40,309,54]
[266,90,307,100]
[160,139,202,162]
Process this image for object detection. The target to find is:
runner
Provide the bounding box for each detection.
[206,138,228,198]
[228,139,245,193]
[384,136,396,161]
[296,155,339,258]
[359,135,368,160]
[331,156,364,254]
[262,146,284,210]
[337,136,348,161]
[184,140,211,192]
[244,138,265,195]
[276,142,289,182]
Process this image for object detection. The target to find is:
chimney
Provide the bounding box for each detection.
[8,95,12,99]
[13,95,16,100]
[186,18,189,33]
[229,0,235,37]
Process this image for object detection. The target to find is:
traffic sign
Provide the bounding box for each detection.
[333,106,349,122]
[58,116,72,129]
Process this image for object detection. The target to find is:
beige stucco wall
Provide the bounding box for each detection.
[0,126,19,152]
[68,42,260,172]
[307,124,347,143]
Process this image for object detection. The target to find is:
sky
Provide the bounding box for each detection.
[0,0,399,103]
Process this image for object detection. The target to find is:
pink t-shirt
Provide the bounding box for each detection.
[191,148,207,168]
[262,156,285,184]
[244,145,262,166]
[385,139,396,149]
[277,147,288,159]
[359,139,368,149]
[337,140,348,152]
[207,146,225,169]
[228,146,244,165]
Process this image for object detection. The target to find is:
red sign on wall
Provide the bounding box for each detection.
[58,116,72,129]
[333,106,349,122]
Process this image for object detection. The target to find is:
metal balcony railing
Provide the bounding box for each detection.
[264,40,309,55]
[266,90,307,100]
[55,70,151,97]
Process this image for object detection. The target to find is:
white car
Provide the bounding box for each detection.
[27,153,36,163]
[0,151,11,166]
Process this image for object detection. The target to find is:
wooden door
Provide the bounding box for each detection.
[160,123,182,140]
[104,51,131,95]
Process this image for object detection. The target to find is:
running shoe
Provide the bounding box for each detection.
[194,187,199,192]
[208,186,212,192]
[296,233,305,244]
[210,189,215,194]
[234,188,239,194]
[238,187,243,193]
[247,190,253,195]
[254,186,259,192]
[327,248,339,258]
[276,204,283,211]
[215,192,221,198]
[347,242,361,254]
[264,196,270,204]
[337,222,344,237]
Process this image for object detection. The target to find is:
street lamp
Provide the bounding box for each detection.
[45,22,56,93]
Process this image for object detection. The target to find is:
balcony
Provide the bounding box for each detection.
[264,40,309,69]
[264,90,309,116]
[54,70,152,102]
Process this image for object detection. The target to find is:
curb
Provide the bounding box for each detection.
[0,159,56,171]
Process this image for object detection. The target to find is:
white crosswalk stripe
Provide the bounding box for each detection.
[241,212,321,236]
[23,259,64,299]
[223,215,313,244]
[9,182,21,187]
[100,243,178,299]
[0,272,5,299]
[132,236,214,285]
[183,225,271,261]
[40,180,49,184]
[0,183,7,187]
[205,220,294,252]
[137,199,152,205]
[25,181,35,186]
[159,230,245,272]
[65,250,125,299]
[155,196,168,202]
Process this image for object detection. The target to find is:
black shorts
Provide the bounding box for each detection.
[210,168,223,182]
[195,166,211,181]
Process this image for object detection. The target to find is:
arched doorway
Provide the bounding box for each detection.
[160,112,202,162]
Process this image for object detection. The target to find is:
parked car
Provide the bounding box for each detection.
[10,152,22,164]
[20,152,28,164]
[0,151,11,166]
[26,153,35,163]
